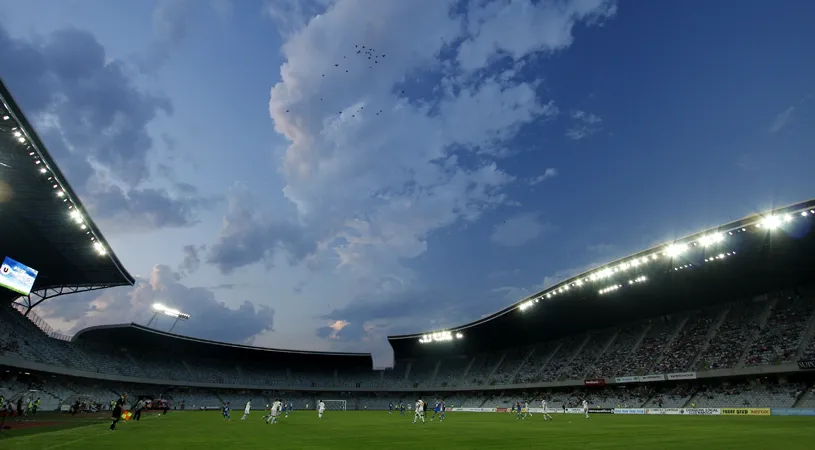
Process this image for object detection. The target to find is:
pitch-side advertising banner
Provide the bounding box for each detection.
[666,372,697,380]
[450,408,496,413]
[645,408,682,415]
[615,408,645,415]
[771,408,815,416]
[588,408,615,414]
[680,408,721,415]
[721,408,770,416]
[584,379,606,386]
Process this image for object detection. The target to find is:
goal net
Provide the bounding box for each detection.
[322,400,347,411]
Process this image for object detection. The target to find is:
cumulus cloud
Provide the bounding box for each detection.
[490,212,549,247]
[178,244,206,276]
[207,184,317,274]
[37,265,275,344]
[458,0,617,71]
[264,0,333,37]
[528,167,558,185]
[0,24,213,232]
[566,109,603,140]
[254,0,611,286]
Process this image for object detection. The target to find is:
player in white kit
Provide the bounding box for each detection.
[266,399,282,424]
[318,400,326,419]
[413,399,425,424]
[540,400,553,420]
[241,400,251,420]
[582,400,589,419]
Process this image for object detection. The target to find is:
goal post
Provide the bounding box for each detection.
[322,400,347,411]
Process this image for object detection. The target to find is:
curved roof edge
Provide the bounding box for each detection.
[0,77,135,289]
[388,198,815,341]
[73,323,372,358]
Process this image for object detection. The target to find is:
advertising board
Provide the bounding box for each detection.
[450,408,496,413]
[798,360,815,370]
[614,374,666,383]
[584,379,606,386]
[680,408,721,415]
[666,372,697,380]
[721,408,770,416]
[589,408,614,414]
[645,408,681,415]
[614,408,644,415]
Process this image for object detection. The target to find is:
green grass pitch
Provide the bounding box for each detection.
[2,411,815,449]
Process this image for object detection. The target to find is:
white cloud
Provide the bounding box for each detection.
[490,213,548,247]
[528,167,558,185]
[458,0,617,71]
[769,106,795,133]
[567,109,602,140]
[265,0,611,286]
[36,265,275,344]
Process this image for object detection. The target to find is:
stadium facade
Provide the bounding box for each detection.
[2,76,815,413]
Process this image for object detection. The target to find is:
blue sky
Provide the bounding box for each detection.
[1,0,813,365]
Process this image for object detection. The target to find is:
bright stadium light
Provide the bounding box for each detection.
[699,233,723,246]
[762,215,781,229]
[93,241,106,255]
[519,300,535,311]
[148,303,190,332]
[455,332,463,339]
[664,243,687,258]
[418,330,454,344]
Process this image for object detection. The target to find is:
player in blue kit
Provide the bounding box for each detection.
[399,402,405,416]
[388,402,394,414]
[431,400,441,421]
[222,402,231,421]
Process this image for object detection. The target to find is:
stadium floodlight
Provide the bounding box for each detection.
[418,330,454,344]
[455,332,463,339]
[148,303,190,332]
[2,115,9,120]
[762,215,781,229]
[599,284,621,295]
[803,212,809,217]
[699,233,723,246]
[664,243,687,258]
[92,241,106,255]
[519,300,535,311]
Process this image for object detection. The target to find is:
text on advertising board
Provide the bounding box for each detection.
[721,408,770,416]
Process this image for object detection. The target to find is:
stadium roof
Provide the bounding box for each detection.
[73,323,373,367]
[0,77,134,306]
[389,199,815,358]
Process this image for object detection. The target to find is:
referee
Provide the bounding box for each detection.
[110,393,127,431]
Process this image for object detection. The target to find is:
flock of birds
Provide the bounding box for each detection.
[286,44,407,118]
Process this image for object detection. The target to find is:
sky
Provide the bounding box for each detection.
[1,0,813,366]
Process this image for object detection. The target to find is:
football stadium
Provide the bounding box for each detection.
[2,78,815,449]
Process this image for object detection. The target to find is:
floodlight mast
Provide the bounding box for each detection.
[146,303,190,332]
